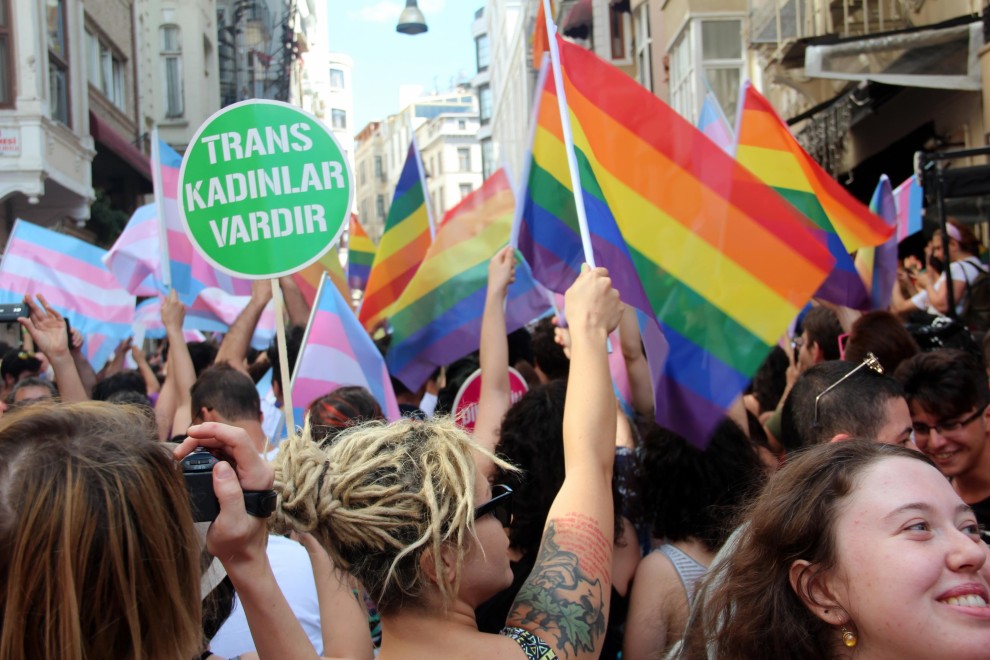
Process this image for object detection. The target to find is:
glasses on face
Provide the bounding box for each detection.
[791,335,805,350]
[813,352,884,425]
[474,484,513,527]
[911,405,987,439]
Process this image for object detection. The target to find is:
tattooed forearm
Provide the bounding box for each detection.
[507,513,612,659]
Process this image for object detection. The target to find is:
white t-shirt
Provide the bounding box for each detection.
[209,535,323,656]
[910,258,986,315]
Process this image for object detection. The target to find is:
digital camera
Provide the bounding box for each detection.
[181,447,221,522]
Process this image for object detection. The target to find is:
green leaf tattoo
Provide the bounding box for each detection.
[507,520,608,659]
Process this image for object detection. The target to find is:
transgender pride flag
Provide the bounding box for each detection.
[290,272,399,426]
[154,136,253,301]
[0,220,135,369]
[697,90,735,155]
[893,175,924,242]
[103,203,160,296]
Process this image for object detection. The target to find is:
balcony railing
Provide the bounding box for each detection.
[749,0,911,47]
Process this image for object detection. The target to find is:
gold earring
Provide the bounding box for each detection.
[841,626,858,648]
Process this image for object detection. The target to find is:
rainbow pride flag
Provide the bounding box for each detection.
[292,244,349,308]
[542,34,833,443]
[0,220,135,369]
[358,141,433,331]
[854,175,898,310]
[347,213,376,293]
[387,169,550,391]
[735,84,893,309]
[291,272,400,425]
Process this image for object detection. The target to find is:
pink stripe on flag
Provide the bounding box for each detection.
[8,238,122,290]
[0,274,134,324]
[306,310,359,360]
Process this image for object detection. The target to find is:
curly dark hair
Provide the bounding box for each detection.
[494,380,623,557]
[531,317,569,381]
[637,419,765,553]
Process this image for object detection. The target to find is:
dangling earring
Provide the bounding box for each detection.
[841,625,858,648]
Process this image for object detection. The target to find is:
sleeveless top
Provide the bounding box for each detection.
[657,543,708,604]
[500,627,559,660]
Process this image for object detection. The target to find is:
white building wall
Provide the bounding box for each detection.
[0,0,95,236]
[416,113,482,220]
[483,0,534,183]
[135,0,220,149]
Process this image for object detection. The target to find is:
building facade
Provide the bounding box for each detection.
[416,111,483,219]
[0,0,95,241]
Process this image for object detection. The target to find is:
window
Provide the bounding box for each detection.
[459,183,473,199]
[331,108,347,129]
[610,6,626,60]
[86,30,126,110]
[481,139,494,180]
[635,4,652,92]
[359,161,366,185]
[0,0,13,106]
[47,0,69,124]
[374,155,384,181]
[457,147,471,171]
[668,17,744,125]
[330,67,345,89]
[161,25,183,118]
[458,119,466,130]
[475,33,490,72]
[669,29,692,121]
[376,194,386,220]
[701,20,743,125]
[478,85,492,123]
[436,153,443,175]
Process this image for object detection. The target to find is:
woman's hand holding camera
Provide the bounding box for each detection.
[173,423,274,569]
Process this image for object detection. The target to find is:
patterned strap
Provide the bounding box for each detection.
[500,626,559,660]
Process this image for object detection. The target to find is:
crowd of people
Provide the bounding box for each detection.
[2,225,990,659]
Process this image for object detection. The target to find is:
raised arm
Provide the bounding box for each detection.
[68,328,98,398]
[618,306,653,419]
[279,276,311,328]
[174,423,322,660]
[131,342,161,396]
[161,292,195,435]
[20,295,88,403]
[474,245,516,456]
[215,280,272,375]
[507,267,623,660]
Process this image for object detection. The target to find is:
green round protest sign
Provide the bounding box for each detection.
[178,99,352,279]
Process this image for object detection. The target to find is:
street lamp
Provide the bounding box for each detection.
[396,0,427,35]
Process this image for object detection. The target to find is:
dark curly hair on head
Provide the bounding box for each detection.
[495,380,623,557]
[531,317,569,381]
[637,419,765,553]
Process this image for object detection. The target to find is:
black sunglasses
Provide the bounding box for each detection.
[474,484,513,527]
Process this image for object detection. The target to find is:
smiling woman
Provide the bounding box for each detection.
[680,441,990,660]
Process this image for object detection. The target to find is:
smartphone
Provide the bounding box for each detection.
[0,303,26,349]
